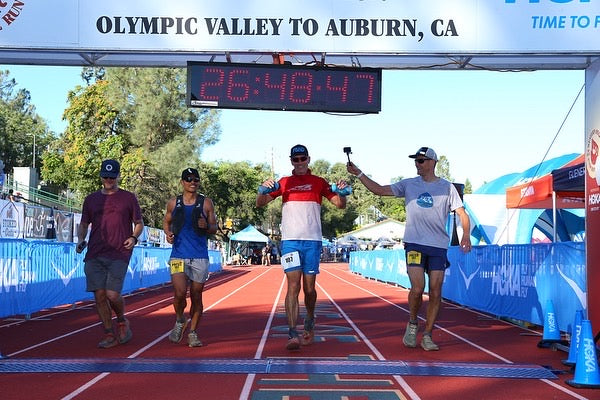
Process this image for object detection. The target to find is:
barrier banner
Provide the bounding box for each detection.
[23,204,54,239]
[0,239,223,318]
[350,242,585,332]
[0,199,24,238]
[54,210,74,242]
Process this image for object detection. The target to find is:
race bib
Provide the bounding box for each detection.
[406,251,422,266]
[281,251,301,271]
[170,259,184,274]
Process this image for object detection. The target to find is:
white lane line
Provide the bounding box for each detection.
[60,267,275,400]
[317,281,422,400]
[6,270,244,357]
[238,272,286,400]
[322,267,589,400]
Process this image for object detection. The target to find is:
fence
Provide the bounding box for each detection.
[349,242,586,332]
[0,239,222,318]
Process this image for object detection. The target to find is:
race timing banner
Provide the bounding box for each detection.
[1,1,600,54]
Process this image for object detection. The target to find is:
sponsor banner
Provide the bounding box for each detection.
[23,204,54,239]
[0,199,24,238]
[0,240,223,318]
[54,210,74,243]
[585,59,600,333]
[145,226,163,245]
[1,1,600,54]
[351,242,586,332]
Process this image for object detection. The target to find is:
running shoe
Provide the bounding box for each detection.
[169,319,188,343]
[301,318,315,346]
[98,331,118,348]
[286,330,300,351]
[117,319,132,344]
[188,331,203,347]
[403,322,418,348]
[421,334,439,351]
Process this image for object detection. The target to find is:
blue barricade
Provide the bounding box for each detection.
[0,239,222,318]
[349,242,585,332]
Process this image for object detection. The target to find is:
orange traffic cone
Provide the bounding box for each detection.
[562,309,584,366]
[566,319,600,389]
[538,300,568,348]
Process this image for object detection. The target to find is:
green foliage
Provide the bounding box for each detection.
[435,155,452,181]
[40,67,221,227]
[197,161,270,239]
[0,70,52,173]
[464,178,473,194]
[310,160,358,237]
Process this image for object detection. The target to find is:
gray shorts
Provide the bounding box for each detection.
[169,258,209,283]
[84,257,129,292]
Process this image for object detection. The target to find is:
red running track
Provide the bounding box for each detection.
[0,263,595,400]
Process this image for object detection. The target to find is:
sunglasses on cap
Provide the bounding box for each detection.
[291,156,308,163]
[184,176,200,183]
[414,158,431,164]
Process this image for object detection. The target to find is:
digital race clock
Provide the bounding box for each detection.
[186,61,382,113]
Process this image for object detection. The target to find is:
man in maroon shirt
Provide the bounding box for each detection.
[76,159,144,348]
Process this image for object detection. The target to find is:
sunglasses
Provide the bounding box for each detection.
[414,158,431,164]
[101,176,116,180]
[291,156,308,163]
[184,176,200,183]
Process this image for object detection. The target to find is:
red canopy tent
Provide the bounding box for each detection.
[505,154,585,210]
[505,154,584,241]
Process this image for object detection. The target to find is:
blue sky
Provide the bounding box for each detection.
[3,65,586,190]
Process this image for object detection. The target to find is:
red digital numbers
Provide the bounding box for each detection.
[226,69,250,102]
[263,73,287,100]
[325,74,349,103]
[198,67,225,101]
[189,62,381,113]
[289,72,313,104]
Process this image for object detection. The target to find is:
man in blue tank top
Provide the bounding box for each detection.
[163,168,217,347]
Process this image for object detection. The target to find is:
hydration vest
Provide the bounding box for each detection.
[171,194,206,236]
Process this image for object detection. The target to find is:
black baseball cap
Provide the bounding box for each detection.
[100,159,120,178]
[290,144,309,157]
[181,168,200,180]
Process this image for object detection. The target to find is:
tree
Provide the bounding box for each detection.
[435,155,452,181]
[197,160,270,240]
[41,67,221,227]
[0,70,52,174]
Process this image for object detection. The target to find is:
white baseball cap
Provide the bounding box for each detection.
[408,147,438,161]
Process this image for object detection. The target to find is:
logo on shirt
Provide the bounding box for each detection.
[416,192,434,208]
[290,184,313,192]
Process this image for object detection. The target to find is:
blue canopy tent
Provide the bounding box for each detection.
[229,225,269,243]
[229,225,269,264]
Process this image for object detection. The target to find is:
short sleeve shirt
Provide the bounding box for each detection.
[269,171,335,241]
[390,177,463,249]
[81,189,142,262]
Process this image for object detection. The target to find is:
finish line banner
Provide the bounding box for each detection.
[2,1,600,54]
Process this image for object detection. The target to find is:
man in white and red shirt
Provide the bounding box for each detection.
[257,144,349,351]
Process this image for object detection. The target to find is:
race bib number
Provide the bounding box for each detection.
[281,251,301,271]
[170,259,184,274]
[406,251,422,266]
